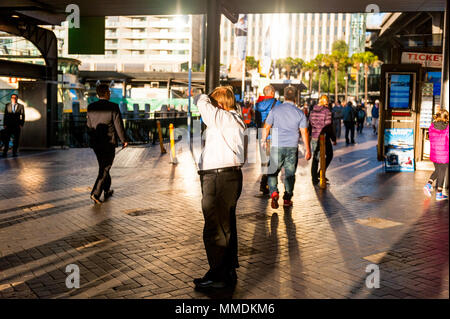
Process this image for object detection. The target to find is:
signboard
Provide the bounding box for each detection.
[384,128,415,172]
[425,71,442,96]
[420,83,433,129]
[69,17,105,54]
[401,52,443,68]
[420,96,433,128]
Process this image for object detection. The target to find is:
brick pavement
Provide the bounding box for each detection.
[0,128,448,299]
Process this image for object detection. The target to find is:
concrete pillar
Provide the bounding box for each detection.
[441,8,449,111]
[205,0,221,93]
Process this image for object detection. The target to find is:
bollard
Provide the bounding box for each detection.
[169,123,178,164]
[319,133,326,189]
[156,120,166,154]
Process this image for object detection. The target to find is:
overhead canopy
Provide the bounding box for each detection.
[0,0,446,25]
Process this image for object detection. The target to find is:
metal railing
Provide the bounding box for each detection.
[54,109,196,148]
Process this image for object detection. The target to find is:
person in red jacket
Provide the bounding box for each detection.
[423,109,449,201]
[241,101,254,126]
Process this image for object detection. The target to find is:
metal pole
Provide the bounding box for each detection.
[327,69,331,100]
[319,133,327,189]
[157,120,166,154]
[242,59,246,102]
[345,75,348,103]
[188,67,192,147]
[205,0,221,93]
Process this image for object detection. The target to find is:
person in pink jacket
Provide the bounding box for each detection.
[424,109,449,201]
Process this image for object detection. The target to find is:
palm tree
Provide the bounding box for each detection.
[282,57,296,80]
[351,52,364,102]
[360,51,381,104]
[314,54,329,97]
[303,60,316,96]
[343,58,352,103]
[275,58,284,79]
[293,58,305,81]
[330,53,349,103]
[245,56,259,72]
[330,41,349,103]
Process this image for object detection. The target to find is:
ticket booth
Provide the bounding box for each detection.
[377,51,443,171]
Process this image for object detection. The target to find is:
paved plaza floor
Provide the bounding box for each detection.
[0,129,448,299]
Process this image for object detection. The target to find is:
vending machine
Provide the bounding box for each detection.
[378,64,421,171]
[378,56,443,171]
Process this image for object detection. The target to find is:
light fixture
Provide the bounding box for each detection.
[11,15,20,18]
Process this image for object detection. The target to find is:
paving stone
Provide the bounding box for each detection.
[0,133,447,299]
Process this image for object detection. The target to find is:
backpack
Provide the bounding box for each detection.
[333,106,343,119]
[357,109,365,120]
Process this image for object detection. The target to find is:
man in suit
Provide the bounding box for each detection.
[2,94,25,158]
[87,84,128,204]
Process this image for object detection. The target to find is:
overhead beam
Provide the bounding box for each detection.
[14,10,66,25]
[0,59,46,78]
[2,0,446,19]
[221,0,239,24]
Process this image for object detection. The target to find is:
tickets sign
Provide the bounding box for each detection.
[401,52,442,68]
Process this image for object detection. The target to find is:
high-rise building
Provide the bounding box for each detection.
[220,13,366,67]
[52,15,204,73]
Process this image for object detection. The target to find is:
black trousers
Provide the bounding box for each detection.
[2,126,20,155]
[91,146,115,197]
[429,162,448,190]
[357,120,364,133]
[200,169,243,281]
[311,138,333,182]
[344,121,355,143]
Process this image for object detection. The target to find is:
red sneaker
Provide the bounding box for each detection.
[271,192,279,209]
[283,200,293,207]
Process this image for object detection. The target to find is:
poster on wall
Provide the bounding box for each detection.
[384,128,415,172]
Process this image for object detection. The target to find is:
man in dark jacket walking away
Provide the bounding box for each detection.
[255,85,281,195]
[309,95,337,185]
[356,105,366,134]
[2,94,25,158]
[87,84,128,204]
[342,102,356,144]
[331,100,343,139]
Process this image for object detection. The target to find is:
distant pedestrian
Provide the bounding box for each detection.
[194,86,246,290]
[86,84,128,204]
[302,101,309,117]
[332,100,344,138]
[342,101,356,144]
[255,85,281,195]
[241,101,254,127]
[423,109,449,201]
[261,86,311,208]
[2,94,25,158]
[366,102,373,126]
[309,95,337,185]
[356,105,366,134]
[372,100,380,134]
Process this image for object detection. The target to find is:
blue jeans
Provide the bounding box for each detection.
[268,147,298,200]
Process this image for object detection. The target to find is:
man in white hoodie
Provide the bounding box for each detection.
[193,86,246,290]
